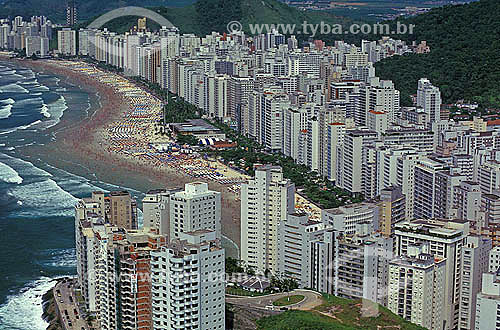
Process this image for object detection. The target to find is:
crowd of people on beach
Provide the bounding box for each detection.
[52,61,249,194]
[45,60,321,218]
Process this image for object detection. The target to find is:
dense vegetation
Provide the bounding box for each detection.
[85,0,357,37]
[0,0,195,22]
[372,0,500,108]
[256,294,426,330]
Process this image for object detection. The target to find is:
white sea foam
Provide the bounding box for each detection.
[0,69,16,75]
[0,161,23,184]
[0,128,18,135]
[14,96,43,106]
[31,85,50,92]
[0,277,56,330]
[18,120,43,130]
[39,248,77,268]
[0,153,52,178]
[0,83,29,93]
[0,103,12,119]
[10,178,78,217]
[20,79,39,85]
[0,97,15,104]
[40,104,50,118]
[44,96,68,128]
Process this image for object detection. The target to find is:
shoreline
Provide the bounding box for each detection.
[4,58,242,255]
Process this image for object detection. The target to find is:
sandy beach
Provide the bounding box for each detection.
[4,58,244,252]
[5,58,321,258]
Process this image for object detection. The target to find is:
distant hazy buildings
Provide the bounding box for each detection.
[66,0,77,27]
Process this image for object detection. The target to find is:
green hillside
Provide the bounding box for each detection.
[96,0,356,37]
[0,0,195,22]
[256,294,426,330]
[373,0,500,108]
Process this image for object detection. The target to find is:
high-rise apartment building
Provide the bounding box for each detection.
[478,160,500,195]
[455,181,482,223]
[66,0,77,26]
[394,219,469,330]
[388,243,446,330]
[108,191,138,230]
[150,230,225,330]
[142,188,182,235]
[417,78,442,126]
[57,28,76,56]
[322,202,380,234]
[475,271,500,330]
[357,78,399,126]
[396,152,427,219]
[413,158,447,219]
[335,224,393,306]
[277,213,328,287]
[241,165,295,274]
[326,122,346,182]
[459,235,491,330]
[78,29,96,57]
[169,182,221,241]
[337,129,378,193]
[378,186,406,237]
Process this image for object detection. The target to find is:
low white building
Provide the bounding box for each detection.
[321,202,379,234]
[476,271,500,330]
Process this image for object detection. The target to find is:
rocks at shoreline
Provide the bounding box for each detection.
[41,283,63,330]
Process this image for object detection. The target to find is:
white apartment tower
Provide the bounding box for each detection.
[277,213,328,287]
[241,165,295,274]
[459,235,492,330]
[388,243,446,330]
[169,182,222,241]
[57,28,76,56]
[150,230,225,330]
[395,219,469,330]
[142,188,182,235]
[476,271,500,330]
[337,129,378,193]
[417,78,442,126]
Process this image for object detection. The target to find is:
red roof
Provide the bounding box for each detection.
[487,119,500,126]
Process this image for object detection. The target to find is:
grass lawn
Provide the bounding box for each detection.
[226,287,266,297]
[272,295,305,306]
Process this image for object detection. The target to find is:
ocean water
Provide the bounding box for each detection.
[0,61,145,329]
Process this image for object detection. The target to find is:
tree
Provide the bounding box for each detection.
[225,257,244,275]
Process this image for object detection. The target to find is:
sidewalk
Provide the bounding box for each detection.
[53,278,91,330]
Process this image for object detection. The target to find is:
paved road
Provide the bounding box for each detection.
[54,278,89,330]
[226,289,323,311]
